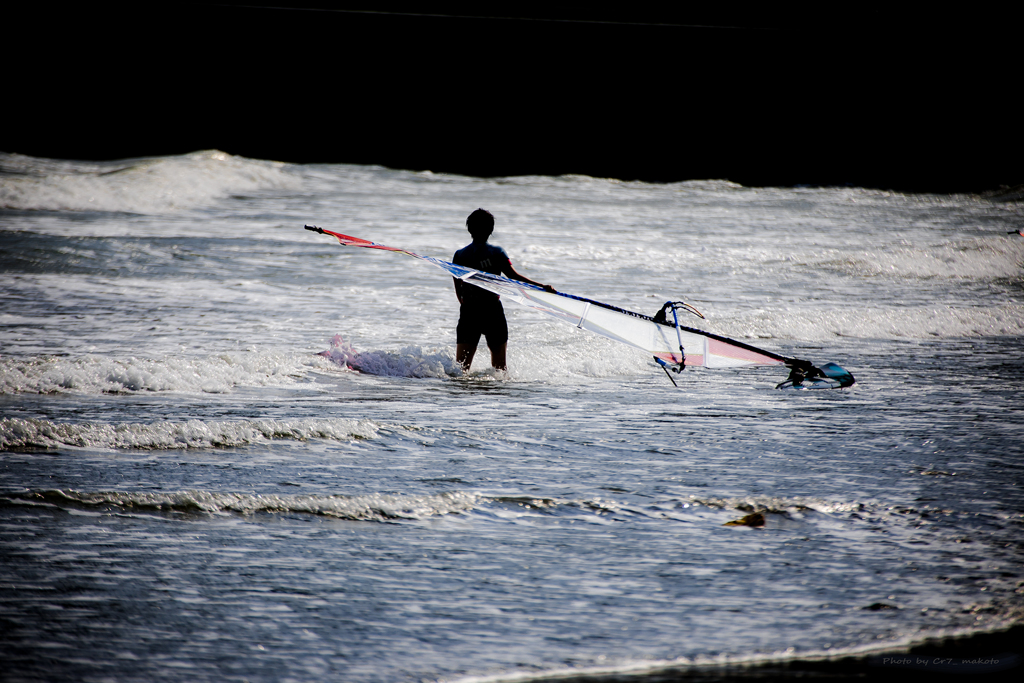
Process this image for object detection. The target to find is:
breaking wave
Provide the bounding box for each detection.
[3,488,860,521]
[0,416,379,451]
[829,237,1024,281]
[0,150,298,213]
[319,334,463,378]
[0,350,330,395]
[5,489,478,521]
[715,302,1024,341]
[0,487,956,534]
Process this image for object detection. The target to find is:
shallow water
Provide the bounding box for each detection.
[1,150,1023,682]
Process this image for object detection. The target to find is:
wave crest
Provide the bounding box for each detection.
[0,416,379,451]
[0,150,297,213]
[10,489,479,521]
[0,350,326,395]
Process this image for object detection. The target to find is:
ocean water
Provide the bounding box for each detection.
[1,150,1022,682]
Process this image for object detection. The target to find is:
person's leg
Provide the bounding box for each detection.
[456,343,477,371]
[456,304,482,372]
[484,303,509,371]
[488,343,507,371]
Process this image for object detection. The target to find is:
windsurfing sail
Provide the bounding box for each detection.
[304,226,854,389]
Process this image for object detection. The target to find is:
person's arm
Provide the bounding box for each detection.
[452,277,464,304]
[505,262,556,293]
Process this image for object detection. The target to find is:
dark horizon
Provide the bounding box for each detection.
[5,4,1019,194]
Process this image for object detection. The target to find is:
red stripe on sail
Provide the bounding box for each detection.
[654,351,704,365]
[322,230,415,256]
[708,338,784,365]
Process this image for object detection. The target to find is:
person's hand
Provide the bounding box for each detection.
[542,284,557,294]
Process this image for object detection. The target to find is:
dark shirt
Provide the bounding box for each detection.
[453,241,511,305]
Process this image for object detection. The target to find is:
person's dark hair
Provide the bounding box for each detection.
[466,208,494,241]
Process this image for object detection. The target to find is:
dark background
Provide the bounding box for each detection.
[4,3,1018,192]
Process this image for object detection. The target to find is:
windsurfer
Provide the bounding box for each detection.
[452,209,555,372]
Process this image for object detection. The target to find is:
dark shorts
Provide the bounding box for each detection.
[456,301,508,349]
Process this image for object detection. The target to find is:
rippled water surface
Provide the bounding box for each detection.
[2,151,1023,682]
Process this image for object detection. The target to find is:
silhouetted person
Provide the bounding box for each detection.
[452,209,555,372]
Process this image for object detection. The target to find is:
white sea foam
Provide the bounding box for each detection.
[0,416,379,450]
[685,495,865,515]
[319,334,463,378]
[319,332,653,381]
[508,326,653,380]
[0,150,297,213]
[714,302,1024,340]
[521,234,1024,285]
[17,488,477,520]
[0,350,332,395]
[826,238,1024,281]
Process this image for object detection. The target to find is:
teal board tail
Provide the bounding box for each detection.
[818,362,856,387]
[776,361,855,390]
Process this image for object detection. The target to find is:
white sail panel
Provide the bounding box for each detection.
[310,227,791,371]
[461,272,783,369]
